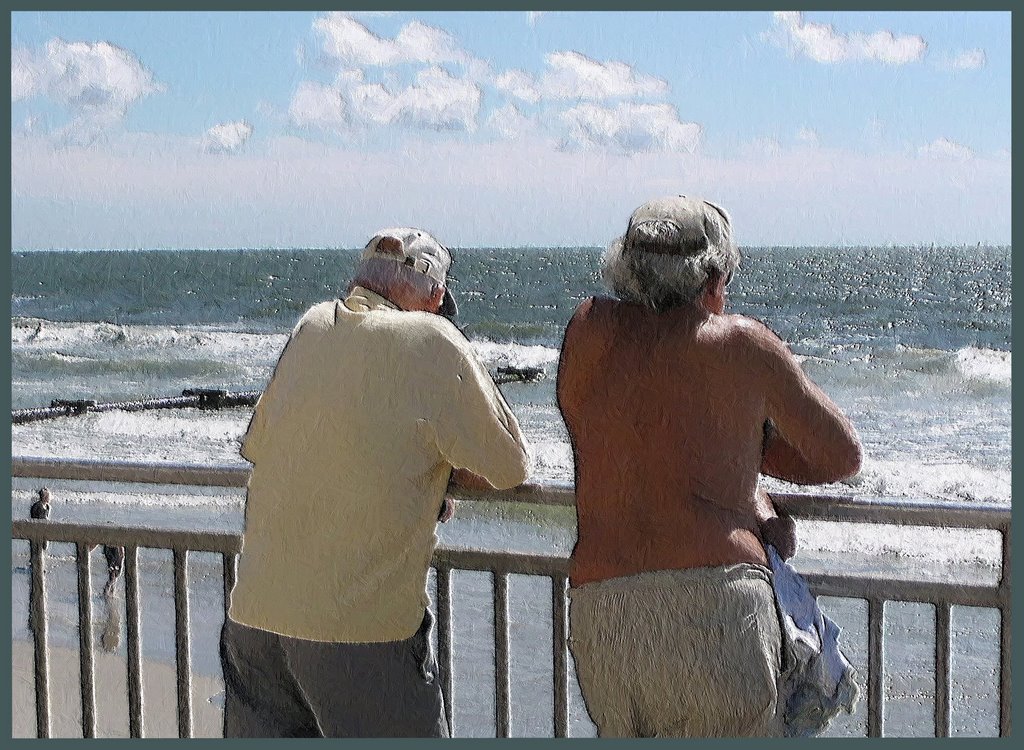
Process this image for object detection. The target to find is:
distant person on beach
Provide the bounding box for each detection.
[221,228,530,737]
[556,196,862,737]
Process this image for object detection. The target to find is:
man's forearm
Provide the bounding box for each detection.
[761,426,846,484]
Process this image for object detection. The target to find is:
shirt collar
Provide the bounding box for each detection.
[344,285,400,313]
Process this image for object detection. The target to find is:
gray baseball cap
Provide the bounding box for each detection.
[362,227,458,317]
[624,196,733,258]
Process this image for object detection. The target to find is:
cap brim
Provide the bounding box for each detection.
[439,288,458,318]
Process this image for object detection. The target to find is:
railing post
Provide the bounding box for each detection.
[435,566,454,737]
[999,522,1011,737]
[124,546,145,737]
[29,489,51,739]
[934,601,951,737]
[173,548,193,738]
[29,550,51,737]
[493,572,511,737]
[222,551,237,618]
[76,543,97,738]
[551,574,569,738]
[867,598,885,737]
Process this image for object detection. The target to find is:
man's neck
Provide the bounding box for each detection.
[345,285,399,311]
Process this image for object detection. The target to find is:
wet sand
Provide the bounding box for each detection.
[11,639,224,739]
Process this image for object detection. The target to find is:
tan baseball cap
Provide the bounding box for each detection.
[362,227,458,317]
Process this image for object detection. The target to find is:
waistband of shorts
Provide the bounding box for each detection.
[568,563,772,597]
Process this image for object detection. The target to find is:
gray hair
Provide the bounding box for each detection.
[600,199,741,310]
[350,256,439,301]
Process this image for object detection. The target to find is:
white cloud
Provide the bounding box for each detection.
[487,103,538,141]
[737,136,785,159]
[941,49,987,71]
[495,70,541,104]
[769,11,927,65]
[541,51,669,100]
[289,81,348,130]
[11,38,163,133]
[351,66,481,131]
[560,102,701,153]
[11,47,42,101]
[45,39,162,111]
[527,12,547,28]
[313,12,471,68]
[203,121,253,154]
[20,115,42,134]
[918,137,973,161]
[796,127,820,146]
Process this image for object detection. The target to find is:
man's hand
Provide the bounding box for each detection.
[759,514,797,560]
[448,467,497,492]
[754,484,797,560]
[440,468,501,523]
[438,496,456,523]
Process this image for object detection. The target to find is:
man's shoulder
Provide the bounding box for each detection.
[287,301,342,338]
[405,310,467,342]
[299,300,341,325]
[567,295,621,331]
[715,313,791,360]
[575,295,618,317]
[380,310,476,364]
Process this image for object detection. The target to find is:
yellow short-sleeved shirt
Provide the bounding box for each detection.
[228,287,530,642]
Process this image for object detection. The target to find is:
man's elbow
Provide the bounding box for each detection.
[487,447,532,490]
[825,439,862,483]
[239,443,257,465]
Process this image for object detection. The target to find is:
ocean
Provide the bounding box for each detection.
[10,245,1010,737]
[12,244,1011,501]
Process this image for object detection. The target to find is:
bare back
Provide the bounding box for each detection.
[558,296,861,586]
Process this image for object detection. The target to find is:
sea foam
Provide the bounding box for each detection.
[472,339,560,371]
[954,346,1011,386]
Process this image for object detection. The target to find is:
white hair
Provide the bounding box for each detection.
[350,256,439,302]
[600,204,741,310]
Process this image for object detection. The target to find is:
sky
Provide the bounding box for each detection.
[9,10,1012,250]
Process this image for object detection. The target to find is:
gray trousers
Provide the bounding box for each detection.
[220,610,449,737]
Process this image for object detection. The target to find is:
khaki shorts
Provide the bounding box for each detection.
[568,564,784,737]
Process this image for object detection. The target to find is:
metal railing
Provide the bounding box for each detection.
[10,456,1012,738]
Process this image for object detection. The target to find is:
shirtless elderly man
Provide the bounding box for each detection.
[557,196,861,737]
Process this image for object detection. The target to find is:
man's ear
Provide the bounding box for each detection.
[701,271,727,314]
[429,284,446,313]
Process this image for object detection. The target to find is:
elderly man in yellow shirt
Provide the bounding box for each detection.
[221,228,531,737]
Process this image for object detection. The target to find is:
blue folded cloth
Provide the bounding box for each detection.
[766,544,861,737]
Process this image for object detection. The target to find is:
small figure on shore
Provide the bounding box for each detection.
[102,545,125,596]
[30,488,50,553]
[30,487,50,520]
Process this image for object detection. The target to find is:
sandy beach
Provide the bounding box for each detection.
[11,639,224,739]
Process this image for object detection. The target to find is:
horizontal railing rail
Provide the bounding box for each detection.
[10,457,1011,739]
[11,454,1012,529]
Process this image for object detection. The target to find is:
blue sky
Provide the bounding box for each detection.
[10,10,1011,249]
